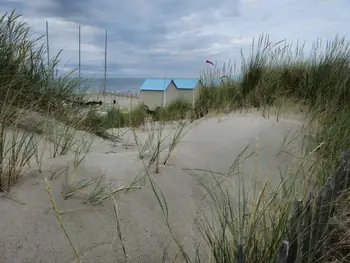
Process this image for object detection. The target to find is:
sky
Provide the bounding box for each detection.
[1,0,349,78]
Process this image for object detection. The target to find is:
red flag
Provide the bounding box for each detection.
[206,60,214,66]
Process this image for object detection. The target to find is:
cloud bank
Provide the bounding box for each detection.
[1,0,349,77]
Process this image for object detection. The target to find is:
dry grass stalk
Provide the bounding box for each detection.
[44,177,80,261]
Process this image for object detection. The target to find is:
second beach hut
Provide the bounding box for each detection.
[172,78,201,106]
[140,79,178,110]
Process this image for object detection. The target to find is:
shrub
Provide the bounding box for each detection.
[161,99,192,121]
[104,107,125,129]
[127,103,147,127]
[79,109,105,133]
[194,82,242,116]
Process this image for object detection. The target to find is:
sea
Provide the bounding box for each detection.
[77,75,242,93]
[80,78,145,93]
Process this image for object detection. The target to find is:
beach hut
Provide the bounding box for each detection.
[172,78,201,106]
[139,79,178,110]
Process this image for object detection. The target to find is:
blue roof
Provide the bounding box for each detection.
[172,78,199,90]
[140,79,172,91]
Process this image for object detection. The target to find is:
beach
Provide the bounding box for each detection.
[0,111,306,263]
[83,92,141,111]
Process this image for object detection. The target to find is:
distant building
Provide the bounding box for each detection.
[172,78,201,106]
[139,78,226,109]
[139,79,178,110]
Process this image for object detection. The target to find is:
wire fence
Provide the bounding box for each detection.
[44,20,140,96]
[44,20,140,110]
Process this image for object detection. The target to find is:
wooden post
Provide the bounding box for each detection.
[78,25,81,88]
[236,244,244,263]
[163,73,167,107]
[46,21,51,83]
[103,30,107,96]
[276,241,289,263]
[301,192,314,262]
[46,21,50,67]
[312,175,335,261]
[286,200,302,263]
[130,92,133,111]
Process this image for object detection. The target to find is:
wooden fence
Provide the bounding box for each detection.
[236,150,350,263]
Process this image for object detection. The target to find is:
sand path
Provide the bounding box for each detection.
[0,112,305,263]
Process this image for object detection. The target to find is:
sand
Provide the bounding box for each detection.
[83,93,141,111]
[0,111,306,263]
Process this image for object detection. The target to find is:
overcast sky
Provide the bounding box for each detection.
[1,0,349,78]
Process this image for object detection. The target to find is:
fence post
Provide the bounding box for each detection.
[46,21,49,66]
[310,150,350,262]
[78,25,81,89]
[45,20,51,83]
[236,244,244,263]
[286,200,302,263]
[276,240,289,263]
[103,29,107,96]
[312,175,335,261]
[301,192,314,262]
[338,150,350,191]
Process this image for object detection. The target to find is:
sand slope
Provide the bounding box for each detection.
[0,112,305,263]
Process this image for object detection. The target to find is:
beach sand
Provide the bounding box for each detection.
[83,92,141,111]
[0,111,306,263]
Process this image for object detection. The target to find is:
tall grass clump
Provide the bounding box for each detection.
[196,61,242,116]
[240,34,350,171]
[193,33,350,262]
[126,103,147,127]
[153,99,193,121]
[0,11,83,191]
[82,107,126,131]
[79,103,147,134]
[0,11,81,113]
[142,35,350,263]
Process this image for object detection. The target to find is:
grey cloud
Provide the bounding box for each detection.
[27,0,91,22]
[1,0,350,77]
[47,0,85,16]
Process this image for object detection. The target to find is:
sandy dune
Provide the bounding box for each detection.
[0,112,306,263]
